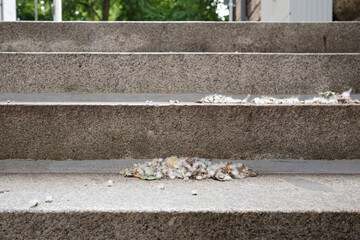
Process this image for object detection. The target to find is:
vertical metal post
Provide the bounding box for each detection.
[53,0,62,21]
[35,0,38,21]
[0,0,3,21]
[240,0,246,21]
[229,0,233,21]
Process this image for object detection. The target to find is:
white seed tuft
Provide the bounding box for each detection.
[224,176,232,181]
[45,195,53,203]
[107,180,114,187]
[29,200,39,208]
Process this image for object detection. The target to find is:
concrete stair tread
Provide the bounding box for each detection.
[3,173,360,238]
[1,159,360,174]
[0,93,360,105]
[1,93,360,104]
[1,173,360,212]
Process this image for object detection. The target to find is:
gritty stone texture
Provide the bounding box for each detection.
[0,53,359,94]
[0,174,360,239]
[0,22,359,53]
[2,159,360,174]
[0,104,359,160]
[2,211,359,239]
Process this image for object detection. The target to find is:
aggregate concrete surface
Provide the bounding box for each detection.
[1,174,359,239]
[2,159,360,174]
[1,52,359,94]
[1,22,359,53]
[1,174,359,212]
[1,103,359,160]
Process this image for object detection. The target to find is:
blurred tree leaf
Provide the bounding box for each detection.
[16,0,221,21]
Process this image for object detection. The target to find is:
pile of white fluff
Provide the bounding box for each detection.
[199,94,250,104]
[119,157,258,181]
[197,89,358,105]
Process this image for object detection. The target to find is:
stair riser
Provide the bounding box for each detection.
[0,22,359,53]
[1,53,359,94]
[1,212,359,239]
[1,104,359,160]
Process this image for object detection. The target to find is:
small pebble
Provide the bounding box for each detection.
[191,190,198,196]
[29,200,39,208]
[6,100,10,103]
[145,100,153,104]
[168,100,179,104]
[45,196,53,203]
[183,177,189,181]
[107,180,114,187]
[196,176,203,180]
[158,184,165,190]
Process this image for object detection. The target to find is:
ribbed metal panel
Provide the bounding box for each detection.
[290,0,332,22]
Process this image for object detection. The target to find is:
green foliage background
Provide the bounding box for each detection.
[17,0,222,21]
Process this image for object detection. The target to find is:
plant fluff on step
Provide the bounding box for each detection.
[119,157,258,181]
[195,89,358,105]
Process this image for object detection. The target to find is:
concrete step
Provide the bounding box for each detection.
[0,22,359,53]
[2,159,360,174]
[1,95,359,160]
[3,92,359,103]
[1,52,359,94]
[1,173,359,239]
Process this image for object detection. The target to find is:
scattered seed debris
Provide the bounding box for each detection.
[197,94,249,104]
[119,156,258,181]
[29,200,39,208]
[0,190,10,194]
[158,184,165,190]
[45,196,53,203]
[195,89,358,105]
[145,100,153,104]
[107,180,114,187]
[224,176,232,181]
[168,100,179,104]
[191,190,198,196]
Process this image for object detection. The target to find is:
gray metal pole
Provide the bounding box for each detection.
[229,1,233,21]
[53,0,62,21]
[240,0,246,21]
[35,0,38,21]
[0,0,3,21]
